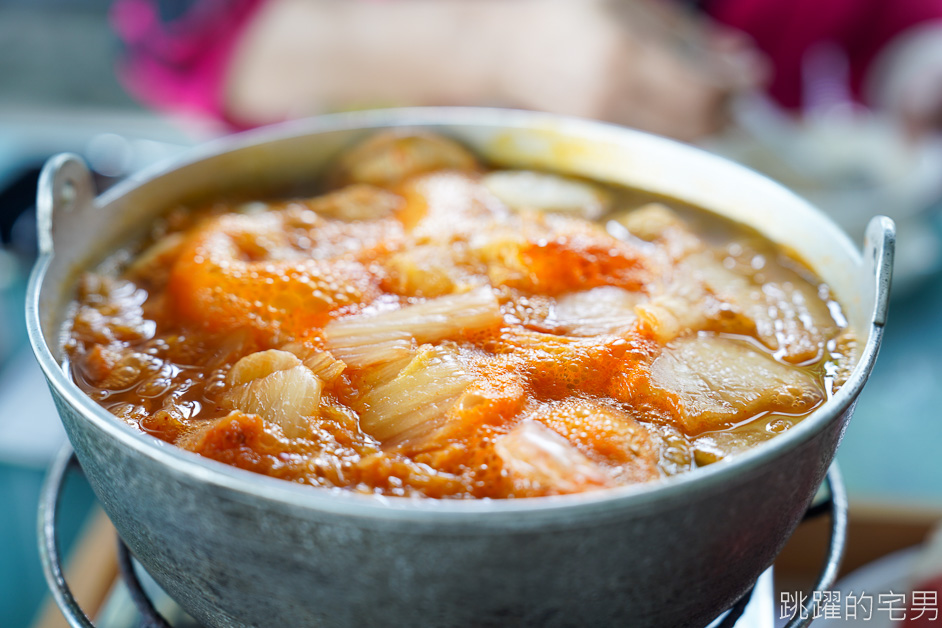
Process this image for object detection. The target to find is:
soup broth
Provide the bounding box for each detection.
[64,131,856,498]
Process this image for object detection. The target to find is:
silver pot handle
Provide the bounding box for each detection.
[38,445,172,628]
[782,464,849,628]
[38,444,96,628]
[714,465,848,628]
[36,153,96,256]
[863,215,895,328]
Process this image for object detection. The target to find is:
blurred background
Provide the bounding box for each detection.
[1,0,940,626]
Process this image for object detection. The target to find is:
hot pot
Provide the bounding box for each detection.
[28,108,894,627]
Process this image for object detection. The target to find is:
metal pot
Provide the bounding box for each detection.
[27,108,894,627]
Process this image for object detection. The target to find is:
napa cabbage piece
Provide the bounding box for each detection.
[494,421,614,495]
[616,204,840,361]
[329,131,479,188]
[223,350,323,438]
[634,265,725,344]
[482,170,612,220]
[691,252,839,363]
[381,243,473,297]
[227,349,302,386]
[648,335,824,434]
[356,345,475,444]
[325,333,415,370]
[323,287,502,359]
[398,171,508,239]
[634,247,839,363]
[610,203,703,260]
[524,399,660,483]
[125,232,187,288]
[302,184,404,221]
[553,286,646,336]
[356,353,417,390]
[278,342,346,385]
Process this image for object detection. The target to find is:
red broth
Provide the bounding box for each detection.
[64,132,856,498]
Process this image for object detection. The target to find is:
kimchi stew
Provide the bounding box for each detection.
[64,131,857,498]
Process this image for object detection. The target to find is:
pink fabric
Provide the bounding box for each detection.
[706,0,942,109]
[111,0,942,124]
[110,0,263,126]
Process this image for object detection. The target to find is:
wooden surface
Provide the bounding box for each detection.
[33,508,118,628]
[775,500,942,594]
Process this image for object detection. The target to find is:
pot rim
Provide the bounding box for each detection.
[26,107,891,523]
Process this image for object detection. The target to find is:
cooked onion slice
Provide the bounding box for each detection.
[324,287,502,359]
[357,345,474,443]
[494,421,613,495]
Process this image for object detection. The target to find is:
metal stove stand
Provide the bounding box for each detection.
[39,447,847,628]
